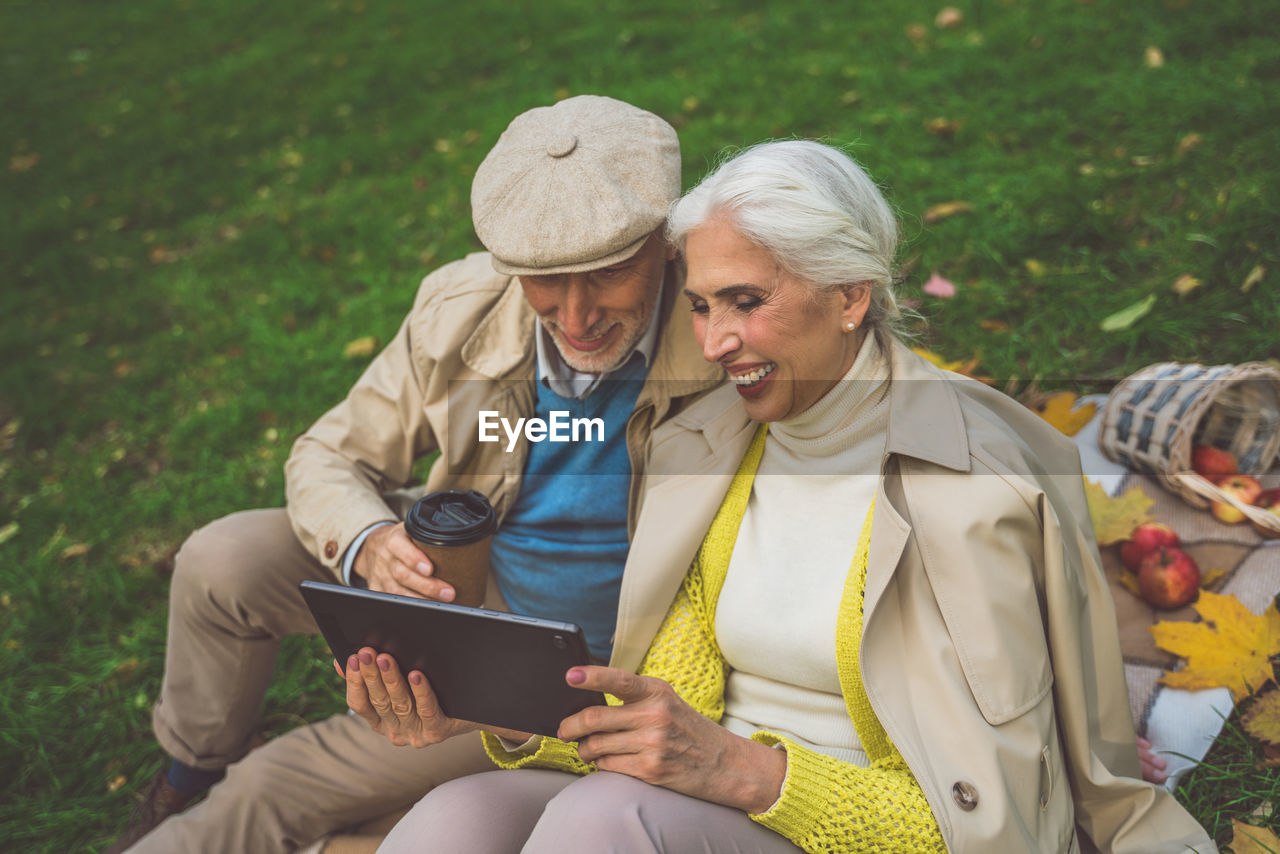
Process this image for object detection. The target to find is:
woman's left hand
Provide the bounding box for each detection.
[557,666,787,814]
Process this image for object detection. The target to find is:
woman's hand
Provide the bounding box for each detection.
[336,647,478,747]
[1136,736,1169,785]
[557,666,787,814]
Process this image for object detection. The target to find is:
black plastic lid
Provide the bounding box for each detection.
[404,490,497,546]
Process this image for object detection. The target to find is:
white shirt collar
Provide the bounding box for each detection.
[535,275,664,399]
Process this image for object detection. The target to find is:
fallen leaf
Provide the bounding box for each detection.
[108,774,127,792]
[1243,689,1280,746]
[1035,392,1098,437]
[1024,259,1046,277]
[910,347,983,379]
[9,153,40,172]
[922,272,957,298]
[1262,742,1280,769]
[905,23,928,46]
[1100,294,1156,332]
[1201,567,1228,588]
[925,117,962,136]
[60,543,90,560]
[924,201,974,223]
[1083,478,1153,546]
[1172,273,1204,296]
[935,6,963,28]
[343,336,379,359]
[0,521,18,547]
[1130,155,1158,168]
[1118,571,1142,598]
[1229,818,1280,854]
[1177,133,1203,155]
[1150,590,1280,701]
[1242,264,1266,293]
[1144,46,1165,68]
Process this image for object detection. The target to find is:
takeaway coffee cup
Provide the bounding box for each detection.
[404,490,497,608]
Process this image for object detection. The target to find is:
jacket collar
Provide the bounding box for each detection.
[461,272,537,378]
[882,333,972,473]
[460,258,723,394]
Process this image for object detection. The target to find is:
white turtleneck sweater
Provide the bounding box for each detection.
[716,332,890,766]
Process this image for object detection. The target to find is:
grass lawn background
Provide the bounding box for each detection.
[2,0,1278,849]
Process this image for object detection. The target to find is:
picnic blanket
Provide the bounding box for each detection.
[1076,405,1280,790]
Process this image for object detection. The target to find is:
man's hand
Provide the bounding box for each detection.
[556,666,787,814]
[352,523,454,600]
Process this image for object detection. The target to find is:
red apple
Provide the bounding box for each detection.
[1137,546,1201,609]
[1253,488,1280,538]
[1211,474,1262,524]
[1191,444,1238,478]
[1119,522,1181,571]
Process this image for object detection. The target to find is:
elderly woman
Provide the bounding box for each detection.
[353,141,1215,853]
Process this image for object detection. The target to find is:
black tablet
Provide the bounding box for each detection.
[300,580,604,737]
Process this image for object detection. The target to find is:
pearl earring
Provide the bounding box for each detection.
[844,321,857,332]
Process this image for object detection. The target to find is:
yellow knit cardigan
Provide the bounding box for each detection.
[484,426,947,853]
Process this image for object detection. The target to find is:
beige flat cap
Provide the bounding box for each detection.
[471,95,681,276]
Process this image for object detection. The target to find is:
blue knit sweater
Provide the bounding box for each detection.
[489,354,647,660]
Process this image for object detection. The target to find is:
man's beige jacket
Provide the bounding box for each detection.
[284,251,722,578]
[610,335,1217,854]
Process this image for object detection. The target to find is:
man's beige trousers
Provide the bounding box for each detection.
[132,508,495,853]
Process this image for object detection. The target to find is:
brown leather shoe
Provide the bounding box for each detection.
[103,768,199,854]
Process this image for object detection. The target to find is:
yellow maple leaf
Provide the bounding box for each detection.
[1083,478,1153,545]
[1242,689,1280,746]
[1149,590,1280,701]
[1117,570,1142,598]
[1229,818,1280,854]
[910,347,986,382]
[1035,392,1098,437]
[1201,567,1228,589]
[342,335,380,359]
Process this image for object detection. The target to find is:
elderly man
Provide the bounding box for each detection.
[108,94,723,853]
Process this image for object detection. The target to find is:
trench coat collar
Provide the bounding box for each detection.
[882,333,972,474]
[460,272,537,379]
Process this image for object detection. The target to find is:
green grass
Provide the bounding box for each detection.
[1,0,1278,850]
[1176,687,1280,845]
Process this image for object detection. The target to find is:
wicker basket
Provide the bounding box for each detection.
[1097,361,1280,536]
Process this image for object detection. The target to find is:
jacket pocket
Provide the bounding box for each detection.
[908,477,1055,725]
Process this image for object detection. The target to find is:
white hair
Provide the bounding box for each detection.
[667,140,902,329]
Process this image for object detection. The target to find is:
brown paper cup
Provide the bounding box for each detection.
[415,537,493,607]
[404,490,497,608]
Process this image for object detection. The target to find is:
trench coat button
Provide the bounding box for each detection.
[952,781,979,811]
[323,540,338,560]
[546,134,578,158]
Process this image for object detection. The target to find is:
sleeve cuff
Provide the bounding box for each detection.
[341,521,396,586]
[481,731,593,772]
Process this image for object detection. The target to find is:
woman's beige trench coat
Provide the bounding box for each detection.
[608,335,1217,854]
